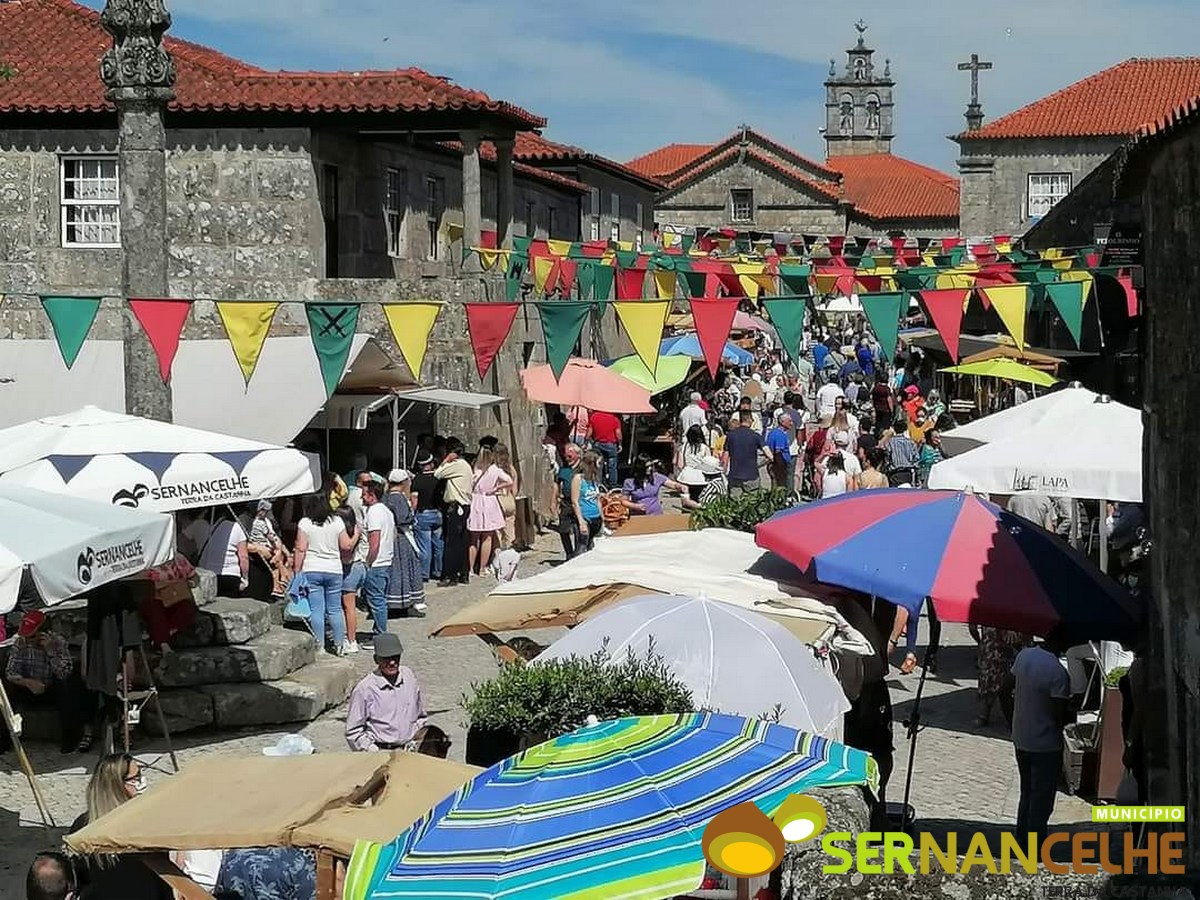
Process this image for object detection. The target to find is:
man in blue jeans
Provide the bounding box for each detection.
[410,453,444,581]
[361,478,395,641]
[587,409,623,486]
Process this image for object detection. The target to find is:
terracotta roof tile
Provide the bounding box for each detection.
[512,133,664,190]
[625,143,713,180]
[962,57,1200,140]
[664,146,843,203]
[824,154,959,221]
[0,0,544,126]
[439,141,589,193]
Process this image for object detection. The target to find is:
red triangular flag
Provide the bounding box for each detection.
[716,268,743,297]
[1118,273,1139,317]
[918,289,969,362]
[556,259,579,296]
[128,298,191,382]
[690,298,741,378]
[941,236,961,250]
[615,266,646,300]
[465,303,520,379]
[827,235,846,256]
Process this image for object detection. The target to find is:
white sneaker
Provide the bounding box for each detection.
[413,603,428,613]
[346,640,360,655]
[340,639,358,655]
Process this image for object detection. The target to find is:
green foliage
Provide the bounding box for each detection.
[1105,666,1129,688]
[462,643,695,739]
[689,487,793,533]
[0,63,15,81]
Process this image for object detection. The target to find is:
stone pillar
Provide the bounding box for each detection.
[461,130,483,272]
[494,137,515,251]
[100,0,176,422]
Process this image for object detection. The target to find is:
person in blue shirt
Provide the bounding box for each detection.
[766,414,794,491]
[856,340,877,380]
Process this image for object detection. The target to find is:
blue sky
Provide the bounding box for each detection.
[80,0,1200,173]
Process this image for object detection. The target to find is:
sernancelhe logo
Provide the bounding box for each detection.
[702,797,1187,878]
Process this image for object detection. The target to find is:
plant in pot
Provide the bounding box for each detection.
[462,643,694,768]
[689,487,793,533]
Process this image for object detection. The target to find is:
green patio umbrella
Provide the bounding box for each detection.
[940,357,1059,387]
[607,354,692,395]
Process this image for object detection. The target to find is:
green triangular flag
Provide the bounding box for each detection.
[681,234,695,252]
[762,298,806,361]
[306,302,360,397]
[41,296,101,369]
[860,291,907,358]
[512,235,531,254]
[1045,281,1086,348]
[593,265,615,301]
[538,301,592,379]
[679,270,707,298]
[505,254,527,302]
[615,250,639,269]
[576,262,596,301]
[778,264,811,296]
[857,256,876,270]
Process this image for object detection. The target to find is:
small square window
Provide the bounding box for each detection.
[61,156,120,248]
[731,189,753,223]
[1027,173,1072,220]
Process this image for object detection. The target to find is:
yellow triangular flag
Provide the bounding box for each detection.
[983,284,1031,351]
[476,248,509,271]
[614,300,670,376]
[1061,270,1094,308]
[547,240,573,257]
[936,272,976,290]
[216,301,280,387]
[662,232,678,249]
[533,256,557,295]
[383,302,441,380]
[616,241,634,252]
[653,270,677,300]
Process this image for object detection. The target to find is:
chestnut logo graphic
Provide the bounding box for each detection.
[702,794,829,878]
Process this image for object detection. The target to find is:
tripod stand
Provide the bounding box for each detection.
[101,642,178,773]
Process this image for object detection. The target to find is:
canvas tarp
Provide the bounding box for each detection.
[434,530,874,656]
[65,753,474,856]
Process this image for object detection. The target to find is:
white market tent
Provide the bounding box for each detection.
[0,406,320,513]
[929,385,1142,503]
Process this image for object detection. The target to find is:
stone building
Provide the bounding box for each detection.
[954,56,1200,239]
[625,26,960,238]
[0,0,647,482]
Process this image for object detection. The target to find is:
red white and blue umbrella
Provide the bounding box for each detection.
[755,489,1139,643]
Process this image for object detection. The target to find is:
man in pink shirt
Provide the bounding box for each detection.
[345,633,427,751]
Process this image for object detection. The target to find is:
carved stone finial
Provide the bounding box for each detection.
[99,0,176,103]
[854,18,868,47]
[884,58,891,77]
[829,58,837,77]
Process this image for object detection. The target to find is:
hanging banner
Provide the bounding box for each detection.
[383,302,442,380]
[305,302,360,398]
[576,262,596,301]
[128,298,192,383]
[216,301,280,387]
[475,248,509,271]
[614,300,670,376]
[556,260,579,296]
[983,284,1031,351]
[918,289,970,362]
[859,292,906,359]
[592,264,616,301]
[1044,282,1085,348]
[615,267,647,300]
[762,298,806,362]
[689,298,741,378]
[1117,272,1139,317]
[778,265,811,296]
[679,270,707,299]
[533,256,558,296]
[465,302,520,380]
[547,239,573,257]
[41,296,101,370]
[538,301,592,379]
[653,270,677,300]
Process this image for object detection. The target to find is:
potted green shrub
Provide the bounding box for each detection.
[689,487,793,533]
[462,646,694,767]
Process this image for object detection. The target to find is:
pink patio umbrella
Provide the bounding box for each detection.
[520,358,656,413]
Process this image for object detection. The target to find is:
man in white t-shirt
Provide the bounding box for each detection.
[339,473,373,654]
[198,515,249,597]
[361,479,395,642]
[1010,637,1072,845]
[831,431,862,481]
[679,393,706,435]
[816,380,845,420]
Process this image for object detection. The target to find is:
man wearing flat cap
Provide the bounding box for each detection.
[344,633,427,752]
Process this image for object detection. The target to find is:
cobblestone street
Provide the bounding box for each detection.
[0,530,1094,895]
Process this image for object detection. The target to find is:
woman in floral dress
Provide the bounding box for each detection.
[976,627,1031,726]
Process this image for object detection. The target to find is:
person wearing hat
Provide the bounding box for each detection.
[3,611,92,754]
[384,469,426,618]
[344,633,427,752]
[679,456,728,510]
[410,452,444,583]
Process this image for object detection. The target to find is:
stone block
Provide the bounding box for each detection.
[142,687,215,735]
[254,158,314,201]
[224,200,312,247]
[205,655,357,729]
[0,154,32,214]
[171,598,273,648]
[193,568,218,607]
[155,628,316,688]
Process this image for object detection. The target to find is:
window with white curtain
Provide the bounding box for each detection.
[61,156,120,247]
[384,167,407,257]
[1027,173,1072,219]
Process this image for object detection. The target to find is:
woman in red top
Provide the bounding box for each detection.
[586,410,623,486]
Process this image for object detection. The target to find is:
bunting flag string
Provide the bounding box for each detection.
[1044,282,1086,348]
[859,292,906,359]
[689,298,741,378]
[762,298,807,363]
[614,300,671,376]
[465,302,520,380]
[537,301,593,379]
[216,301,280,387]
[41,296,101,370]
[982,284,1031,352]
[382,302,442,380]
[918,289,970,362]
[305,302,360,398]
[615,267,647,301]
[129,298,192,383]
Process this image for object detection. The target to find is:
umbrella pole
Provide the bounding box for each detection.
[899,611,940,832]
[0,681,55,827]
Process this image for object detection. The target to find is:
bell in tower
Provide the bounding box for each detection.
[823,20,895,158]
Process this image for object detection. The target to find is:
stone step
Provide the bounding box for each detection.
[171,598,273,648]
[193,569,218,608]
[145,654,358,734]
[155,628,316,689]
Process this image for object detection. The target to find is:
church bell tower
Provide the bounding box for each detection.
[824,20,895,157]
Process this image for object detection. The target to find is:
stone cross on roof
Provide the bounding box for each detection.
[958,52,993,131]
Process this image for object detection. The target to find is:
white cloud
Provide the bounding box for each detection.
[88,0,1200,171]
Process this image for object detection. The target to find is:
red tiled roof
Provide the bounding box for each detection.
[439,141,589,193]
[664,146,843,203]
[962,57,1200,140]
[0,0,544,126]
[512,133,664,190]
[824,154,959,221]
[626,143,712,180]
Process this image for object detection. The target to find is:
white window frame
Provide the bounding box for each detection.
[425,176,443,261]
[730,188,754,223]
[635,202,644,251]
[589,188,601,241]
[384,167,406,258]
[61,155,120,249]
[610,192,621,242]
[1026,172,1072,220]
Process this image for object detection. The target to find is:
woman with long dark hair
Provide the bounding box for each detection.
[571,451,604,553]
[293,493,356,655]
[622,455,685,516]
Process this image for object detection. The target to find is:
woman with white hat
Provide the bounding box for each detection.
[679,456,728,510]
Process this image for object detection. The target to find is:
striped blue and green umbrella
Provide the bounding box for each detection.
[346,712,876,900]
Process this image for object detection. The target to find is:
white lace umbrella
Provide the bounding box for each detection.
[533,594,850,737]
